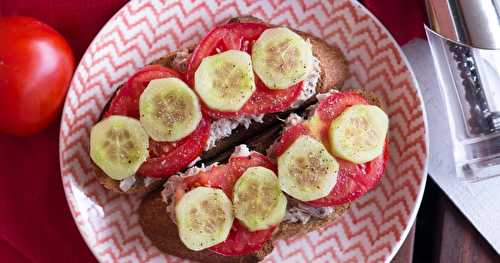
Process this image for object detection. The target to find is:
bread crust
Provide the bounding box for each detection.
[139,190,261,263]
[301,33,348,93]
[93,15,349,194]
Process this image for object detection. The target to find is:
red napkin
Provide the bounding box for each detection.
[364,0,426,44]
[0,2,127,263]
[0,1,425,262]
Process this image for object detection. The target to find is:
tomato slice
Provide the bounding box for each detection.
[104,65,207,178]
[186,23,269,82]
[201,80,303,119]
[228,152,277,184]
[271,123,310,158]
[186,22,304,118]
[104,65,182,118]
[180,152,276,198]
[137,116,210,178]
[313,91,368,131]
[175,151,277,256]
[273,92,388,206]
[306,143,388,206]
[209,220,276,256]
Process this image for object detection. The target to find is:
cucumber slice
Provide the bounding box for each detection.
[194,50,256,112]
[139,77,202,142]
[90,116,149,180]
[252,27,313,89]
[329,104,388,164]
[176,187,234,251]
[278,135,339,202]
[233,166,287,231]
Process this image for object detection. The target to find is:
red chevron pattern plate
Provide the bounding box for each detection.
[59,0,428,262]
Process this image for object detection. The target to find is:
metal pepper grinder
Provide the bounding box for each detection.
[425,0,500,180]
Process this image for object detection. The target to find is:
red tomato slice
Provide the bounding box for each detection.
[271,123,310,158]
[315,92,368,121]
[175,151,276,256]
[208,153,277,255]
[137,116,210,178]
[181,164,234,197]
[306,143,388,206]
[209,220,276,256]
[309,92,369,148]
[173,164,231,203]
[201,80,304,119]
[186,22,303,118]
[273,92,388,206]
[180,152,276,198]
[187,23,269,82]
[104,65,207,178]
[313,92,368,133]
[105,65,182,118]
[228,152,277,184]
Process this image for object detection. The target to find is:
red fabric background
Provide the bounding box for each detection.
[0,0,425,262]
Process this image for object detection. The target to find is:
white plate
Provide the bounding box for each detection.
[59,0,428,262]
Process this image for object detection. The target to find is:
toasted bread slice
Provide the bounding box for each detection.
[139,125,350,262]
[139,89,384,261]
[139,190,260,263]
[139,192,350,263]
[139,126,283,263]
[93,16,348,194]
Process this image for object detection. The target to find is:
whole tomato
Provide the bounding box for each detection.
[0,16,75,136]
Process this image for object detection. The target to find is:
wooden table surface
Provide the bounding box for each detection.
[392,178,499,263]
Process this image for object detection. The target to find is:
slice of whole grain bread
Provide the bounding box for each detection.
[138,124,351,262]
[138,89,384,262]
[139,191,350,263]
[94,15,348,194]
[139,190,261,263]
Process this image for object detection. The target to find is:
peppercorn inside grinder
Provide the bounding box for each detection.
[425,0,500,180]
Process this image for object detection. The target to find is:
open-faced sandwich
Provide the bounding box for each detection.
[88,16,348,194]
[88,13,389,262]
[139,89,389,262]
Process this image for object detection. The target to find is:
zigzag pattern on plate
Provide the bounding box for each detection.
[59,0,427,262]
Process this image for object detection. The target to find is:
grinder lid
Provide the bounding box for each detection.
[425,0,500,50]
